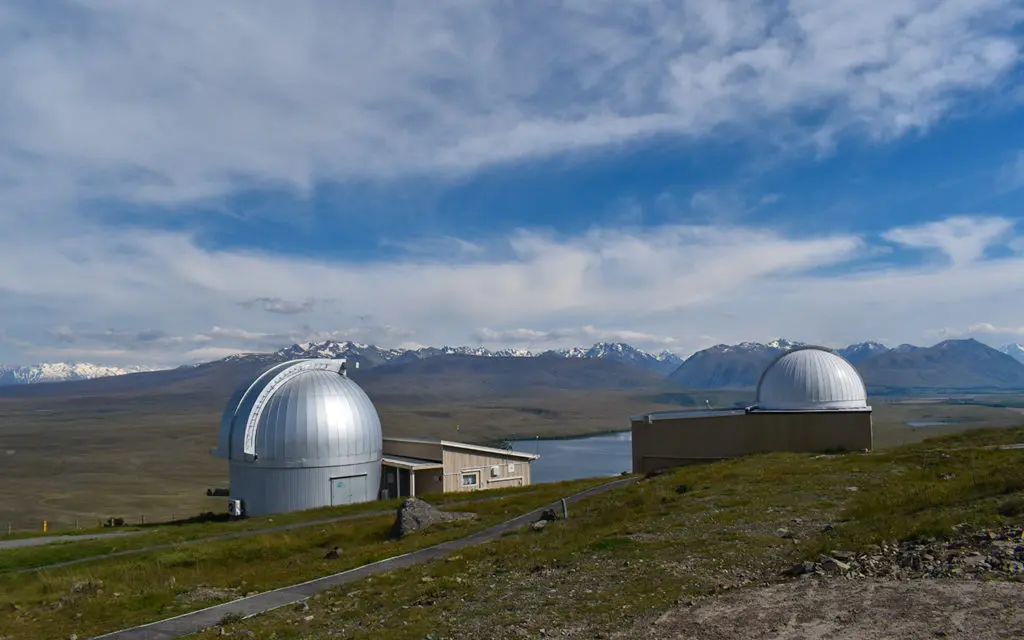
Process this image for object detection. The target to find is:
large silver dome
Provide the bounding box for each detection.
[213,359,383,515]
[756,347,868,411]
[216,359,382,467]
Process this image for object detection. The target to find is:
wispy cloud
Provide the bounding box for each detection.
[238,297,317,315]
[0,1,1019,215]
[882,216,1017,267]
[0,214,1021,365]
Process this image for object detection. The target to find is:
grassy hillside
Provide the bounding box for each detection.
[2,427,1022,639]
[206,426,1024,640]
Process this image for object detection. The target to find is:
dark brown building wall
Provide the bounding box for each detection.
[631,411,872,474]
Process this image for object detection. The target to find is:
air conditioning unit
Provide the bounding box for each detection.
[490,465,500,478]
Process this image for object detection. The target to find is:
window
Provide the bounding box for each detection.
[461,472,479,487]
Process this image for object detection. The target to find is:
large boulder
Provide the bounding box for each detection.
[389,498,477,539]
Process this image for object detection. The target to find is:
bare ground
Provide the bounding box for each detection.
[625,578,1024,640]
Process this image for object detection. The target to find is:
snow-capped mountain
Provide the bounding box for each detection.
[838,341,891,364]
[1000,344,1024,364]
[544,342,685,374]
[0,362,165,386]
[216,340,682,375]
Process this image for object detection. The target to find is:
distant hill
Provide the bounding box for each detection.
[357,354,666,399]
[666,339,804,389]
[858,339,1024,390]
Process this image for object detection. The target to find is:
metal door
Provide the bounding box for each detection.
[330,474,367,506]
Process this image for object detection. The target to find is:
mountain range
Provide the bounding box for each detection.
[2,338,1024,394]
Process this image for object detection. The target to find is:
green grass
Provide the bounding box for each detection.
[0,477,606,639]
[198,426,1024,640]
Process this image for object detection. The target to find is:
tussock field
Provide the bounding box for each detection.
[0,386,1020,530]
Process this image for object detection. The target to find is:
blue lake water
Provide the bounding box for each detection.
[511,431,632,484]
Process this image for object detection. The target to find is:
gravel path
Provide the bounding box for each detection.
[0,531,140,551]
[91,477,636,640]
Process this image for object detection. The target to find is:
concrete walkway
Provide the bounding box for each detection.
[92,477,637,640]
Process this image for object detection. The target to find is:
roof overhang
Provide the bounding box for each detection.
[382,455,444,470]
[440,439,540,461]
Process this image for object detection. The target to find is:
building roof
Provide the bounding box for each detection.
[630,409,748,422]
[755,346,870,412]
[383,436,540,461]
[212,359,382,468]
[382,454,444,470]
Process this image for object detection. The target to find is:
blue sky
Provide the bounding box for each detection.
[0,0,1023,367]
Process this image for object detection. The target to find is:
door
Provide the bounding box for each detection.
[330,474,367,506]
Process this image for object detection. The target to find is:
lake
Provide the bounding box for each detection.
[511,431,633,484]
[907,420,959,427]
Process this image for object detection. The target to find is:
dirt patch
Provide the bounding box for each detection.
[626,578,1024,639]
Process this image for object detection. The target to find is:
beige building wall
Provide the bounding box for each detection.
[441,447,533,493]
[632,410,873,475]
[413,468,444,496]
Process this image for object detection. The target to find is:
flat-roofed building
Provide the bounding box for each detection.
[631,347,873,475]
[381,437,540,499]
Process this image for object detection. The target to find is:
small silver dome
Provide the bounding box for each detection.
[756,347,868,411]
[215,359,382,468]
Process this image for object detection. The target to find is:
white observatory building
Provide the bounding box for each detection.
[212,358,383,516]
[631,346,873,474]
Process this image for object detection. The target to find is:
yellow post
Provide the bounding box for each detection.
[42,520,47,533]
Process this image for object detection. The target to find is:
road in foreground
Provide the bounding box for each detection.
[92,477,636,640]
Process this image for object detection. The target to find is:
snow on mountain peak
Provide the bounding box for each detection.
[0,362,166,385]
[1000,343,1024,364]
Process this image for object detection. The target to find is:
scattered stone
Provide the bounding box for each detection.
[295,601,310,612]
[69,580,103,594]
[776,528,794,539]
[845,486,860,492]
[68,635,78,640]
[782,522,1024,583]
[421,576,434,583]
[389,498,477,539]
[530,520,548,532]
[323,546,342,560]
[940,473,957,480]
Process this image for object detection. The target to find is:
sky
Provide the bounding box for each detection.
[1,0,1024,367]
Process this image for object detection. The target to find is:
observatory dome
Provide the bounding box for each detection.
[755,347,868,412]
[213,359,382,515]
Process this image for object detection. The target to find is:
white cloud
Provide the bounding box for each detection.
[0,0,1019,213]
[1,214,1023,365]
[882,216,1017,267]
[998,150,1024,193]
[471,326,681,350]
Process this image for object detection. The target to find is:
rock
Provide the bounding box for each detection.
[324,546,341,560]
[69,580,103,594]
[295,601,310,612]
[777,528,794,539]
[539,508,558,522]
[530,520,548,532]
[389,498,477,539]
[819,555,851,573]
[830,550,856,561]
[822,524,836,533]
[644,468,669,479]
[68,635,78,640]
[782,561,817,576]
